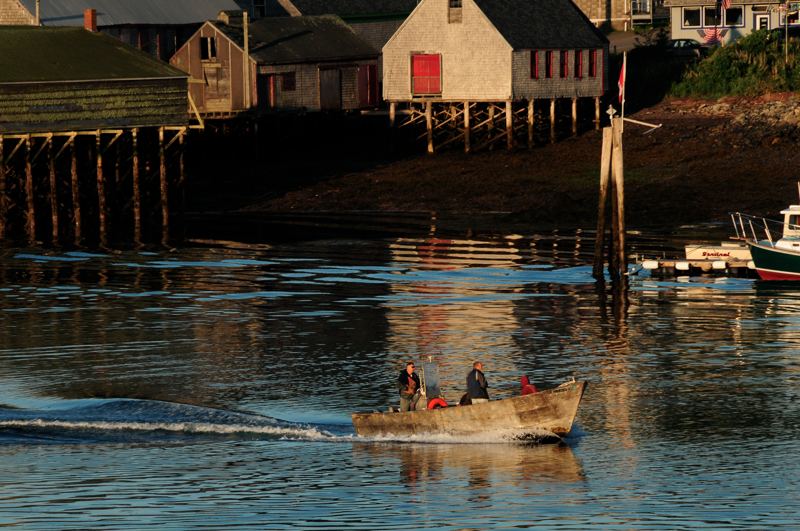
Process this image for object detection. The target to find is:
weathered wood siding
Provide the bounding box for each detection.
[0,78,188,133]
[171,22,249,113]
[383,0,512,102]
[571,0,629,31]
[255,61,373,112]
[512,48,606,100]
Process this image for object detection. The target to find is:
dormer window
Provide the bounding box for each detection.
[449,0,462,23]
[254,0,266,18]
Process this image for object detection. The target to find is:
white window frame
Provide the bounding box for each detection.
[755,13,770,29]
[682,7,702,28]
[724,6,745,27]
[704,6,722,27]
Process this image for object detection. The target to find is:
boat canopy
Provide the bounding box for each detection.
[781,205,800,239]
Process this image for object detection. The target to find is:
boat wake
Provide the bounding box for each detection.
[0,400,349,444]
[358,424,585,445]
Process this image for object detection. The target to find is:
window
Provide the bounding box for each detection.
[589,49,597,77]
[725,7,744,26]
[254,0,266,18]
[200,36,217,61]
[531,51,539,79]
[545,51,553,78]
[449,0,462,23]
[574,50,583,78]
[282,72,296,91]
[683,8,701,27]
[560,50,568,78]
[139,28,150,54]
[412,54,441,94]
[704,7,721,26]
[783,10,800,25]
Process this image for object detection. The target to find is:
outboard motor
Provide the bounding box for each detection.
[422,361,441,399]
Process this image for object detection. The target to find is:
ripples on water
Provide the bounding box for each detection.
[1,224,800,529]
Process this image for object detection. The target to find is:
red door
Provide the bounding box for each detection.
[412,54,441,95]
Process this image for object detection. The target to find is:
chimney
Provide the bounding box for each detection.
[84,9,97,31]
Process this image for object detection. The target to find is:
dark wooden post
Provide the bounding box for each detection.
[550,99,556,143]
[159,126,169,246]
[609,175,620,278]
[179,131,186,241]
[426,102,433,154]
[464,101,471,153]
[132,128,141,245]
[71,136,81,245]
[0,134,5,242]
[506,100,513,150]
[96,130,108,247]
[48,136,58,245]
[612,117,627,272]
[593,127,613,278]
[25,135,35,243]
[595,97,600,130]
[528,100,534,148]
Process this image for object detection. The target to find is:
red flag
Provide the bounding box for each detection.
[721,0,731,9]
[618,63,624,103]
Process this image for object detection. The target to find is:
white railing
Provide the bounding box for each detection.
[730,212,797,247]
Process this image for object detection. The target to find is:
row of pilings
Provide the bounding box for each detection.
[0,127,189,249]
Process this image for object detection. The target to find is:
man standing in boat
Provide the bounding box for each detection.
[467,361,489,404]
[397,362,421,412]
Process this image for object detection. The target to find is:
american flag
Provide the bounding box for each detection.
[721,0,731,10]
[702,28,725,44]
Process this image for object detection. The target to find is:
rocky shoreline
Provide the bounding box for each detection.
[190,94,800,229]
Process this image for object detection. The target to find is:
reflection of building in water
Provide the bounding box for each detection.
[385,237,534,398]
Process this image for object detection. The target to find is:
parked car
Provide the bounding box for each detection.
[665,39,709,60]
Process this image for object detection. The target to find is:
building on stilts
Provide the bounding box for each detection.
[382,0,610,153]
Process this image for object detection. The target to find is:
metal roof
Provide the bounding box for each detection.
[0,27,188,82]
[472,0,609,49]
[18,0,244,26]
[214,15,379,64]
[285,0,417,16]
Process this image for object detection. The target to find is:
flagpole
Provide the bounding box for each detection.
[621,51,627,133]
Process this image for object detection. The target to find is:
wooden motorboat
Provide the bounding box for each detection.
[352,378,587,442]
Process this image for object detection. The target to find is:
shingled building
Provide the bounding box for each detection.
[383,0,609,152]
[171,14,379,116]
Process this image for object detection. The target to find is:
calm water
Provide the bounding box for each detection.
[1,223,799,529]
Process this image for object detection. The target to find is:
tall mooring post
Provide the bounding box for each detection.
[593,117,626,279]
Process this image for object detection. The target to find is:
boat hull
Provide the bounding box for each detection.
[352,381,587,440]
[748,241,800,280]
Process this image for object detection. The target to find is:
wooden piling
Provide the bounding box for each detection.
[25,135,35,243]
[71,137,81,245]
[389,102,396,128]
[0,134,5,241]
[528,100,534,148]
[572,98,578,135]
[159,126,168,246]
[179,131,186,240]
[132,128,141,245]
[593,127,613,278]
[426,102,433,154]
[464,101,471,153]
[609,175,620,278]
[550,99,556,143]
[48,136,58,245]
[96,130,108,247]
[612,117,627,272]
[595,97,600,130]
[506,100,513,150]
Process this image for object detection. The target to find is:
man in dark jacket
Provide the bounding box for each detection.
[397,362,421,412]
[467,361,489,403]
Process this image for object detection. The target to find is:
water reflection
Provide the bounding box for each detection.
[353,442,585,493]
